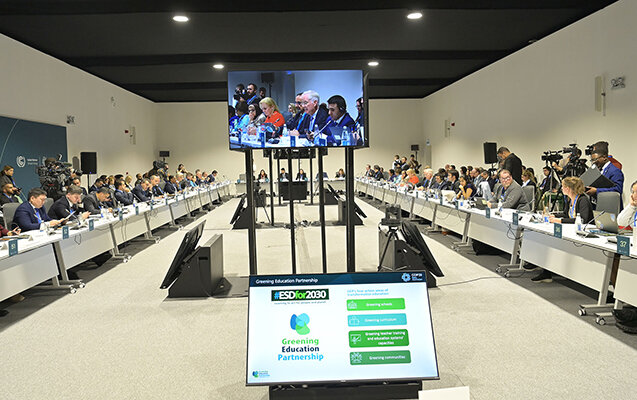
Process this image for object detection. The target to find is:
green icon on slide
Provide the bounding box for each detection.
[290,313,310,335]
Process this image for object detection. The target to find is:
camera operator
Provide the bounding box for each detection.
[497,147,523,185]
[585,142,624,208]
[551,146,587,177]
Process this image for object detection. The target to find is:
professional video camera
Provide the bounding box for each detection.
[36,154,80,200]
[541,150,562,163]
[584,144,595,156]
[148,160,168,180]
[560,144,588,177]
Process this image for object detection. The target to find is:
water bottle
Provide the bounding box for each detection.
[575,213,582,231]
[100,207,105,218]
[342,127,350,146]
[497,199,503,213]
[282,125,288,137]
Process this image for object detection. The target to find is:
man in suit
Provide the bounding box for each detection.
[319,95,357,146]
[497,147,523,185]
[150,175,165,197]
[89,178,104,193]
[210,170,218,183]
[355,97,364,126]
[420,169,434,189]
[180,173,197,189]
[194,170,205,186]
[163,175,179,195]
[245,83,260,106]
[83,187,112,215]
[132,179,152,202]
[14,188,62,231]
[71,177,88,196]
[586,142,624,208]
[289,90,328,139]
[114,179,134,206]
[442,169,461,193]
[49,185,91,221]
[0,183,19,206]
[286,93,305,130]
[539,166,559,195]
[279,168,290,182]
[487,169,530,211]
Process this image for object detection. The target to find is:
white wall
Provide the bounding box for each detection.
[0,34,157,181]
[421,0,637,196]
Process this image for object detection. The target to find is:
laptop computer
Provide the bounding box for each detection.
[473,198,489,210]
[593,211,632,235]
[441,190,456,203]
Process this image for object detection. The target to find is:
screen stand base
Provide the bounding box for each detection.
[212,276,249,298]
[268,380,422,400]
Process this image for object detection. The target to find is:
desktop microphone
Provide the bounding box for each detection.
[576,211,605,238]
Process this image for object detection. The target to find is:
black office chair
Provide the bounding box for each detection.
[44,197,54,212]
[522,186,536,212]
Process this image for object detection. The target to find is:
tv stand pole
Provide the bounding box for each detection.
[287,149,297,274]
[345,147,355,272]
[244,149,257,275]
[268,150,275,226]
[318,147,327,273]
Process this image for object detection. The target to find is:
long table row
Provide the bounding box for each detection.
[356,178,637,324]
[0,182,232,302]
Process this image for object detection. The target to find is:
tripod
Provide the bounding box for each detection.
[378,224,405,272]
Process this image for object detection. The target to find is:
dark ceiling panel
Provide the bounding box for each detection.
[0,0,618,102]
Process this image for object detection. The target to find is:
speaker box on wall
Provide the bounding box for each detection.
[80,152,97,174]
[159,150,170,157]
[483,142,498,164]
[411,144,420,151]
[261,73,275,84]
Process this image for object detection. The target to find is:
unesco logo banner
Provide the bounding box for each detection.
[271,289,329,301]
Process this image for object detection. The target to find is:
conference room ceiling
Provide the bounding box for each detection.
[0,0,618,102]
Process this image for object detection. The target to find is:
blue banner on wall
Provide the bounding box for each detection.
[0,116,68,194]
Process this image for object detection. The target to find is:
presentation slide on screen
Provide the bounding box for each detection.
[246,272,438,385]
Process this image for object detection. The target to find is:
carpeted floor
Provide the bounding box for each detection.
[1,197,636,399]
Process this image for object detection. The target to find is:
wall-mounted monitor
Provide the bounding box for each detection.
[228,70,367,150]
[246,271,439,386]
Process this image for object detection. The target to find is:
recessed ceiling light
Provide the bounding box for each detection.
[213,64,224,70]
[368,61,379,67]
[173,15,189,22]
[407,12,423,20]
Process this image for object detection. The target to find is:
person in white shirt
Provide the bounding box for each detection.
[618,180,637,227]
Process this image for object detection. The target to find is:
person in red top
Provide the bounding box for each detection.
[260,97,285,138]
[407,169,419,185]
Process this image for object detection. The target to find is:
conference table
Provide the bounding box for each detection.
[0,182,232,303]
[356,177,637,324]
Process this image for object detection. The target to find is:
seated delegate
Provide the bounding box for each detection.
[48,185,91,221]
[83,187,112,215]
[618,180,637,227]
[456,175,476,200]
[487,169,531,211]
[114,180,134,206]
[14,188,62,231]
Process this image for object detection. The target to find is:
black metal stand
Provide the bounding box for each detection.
[309,149,314,205]
[318,148,327,273]
[287,149,297,274]
[269,381,422,400]
[268,150,275,226]
[277,156,282,206]
[345,147,356,272]
[245,150,257,275]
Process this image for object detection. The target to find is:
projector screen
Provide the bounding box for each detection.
[246,272,438,386]
[228,70,366,150]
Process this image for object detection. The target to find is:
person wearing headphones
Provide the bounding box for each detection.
[320,95,356,146]
[289,90,328,139]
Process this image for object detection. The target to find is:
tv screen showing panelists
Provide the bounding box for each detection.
[228,70,366,150]
[246,272,439,386]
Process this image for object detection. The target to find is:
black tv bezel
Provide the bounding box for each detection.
[230,194,247,225]
[159,220,206,289]
[245,271,440,387]
[400,220,444,277]
[228,69,369,152]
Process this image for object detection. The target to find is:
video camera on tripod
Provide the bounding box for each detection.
[36,154,80,200]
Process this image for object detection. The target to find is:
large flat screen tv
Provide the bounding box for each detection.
[246,271,439,386]
[228,70,367,150]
